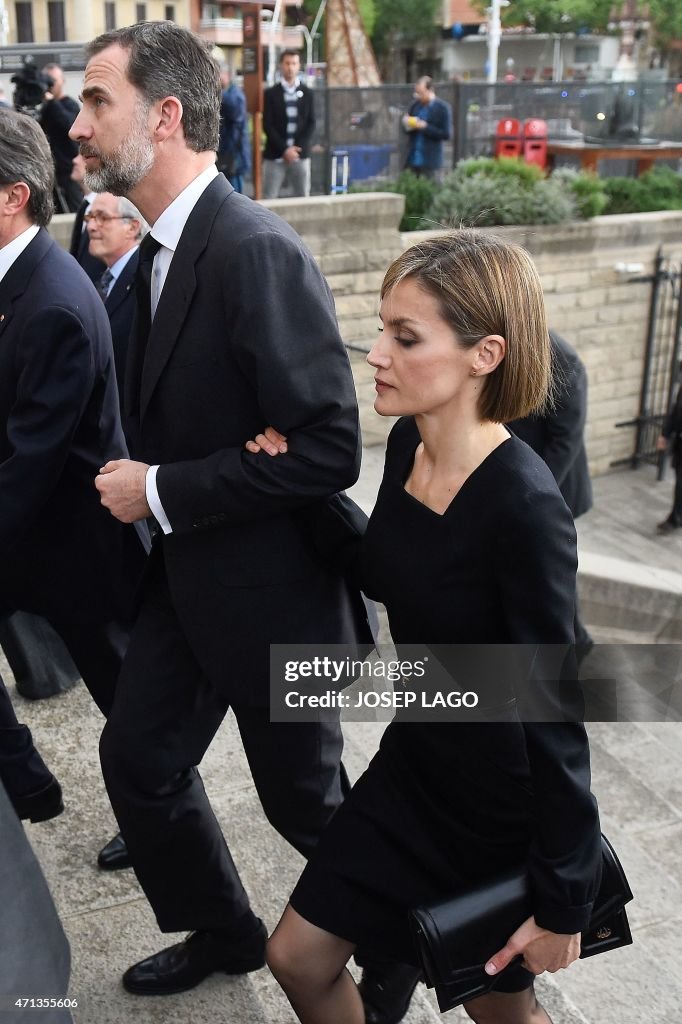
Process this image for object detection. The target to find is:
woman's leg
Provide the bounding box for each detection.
[267,904,364,1024]
[464,984,553,1024]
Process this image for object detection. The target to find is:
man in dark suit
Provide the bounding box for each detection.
[0,108,146,821]
[509,330,593,647]
[263,49,315,199]
[39,64,82,213]
[86,191,145,406]
[69,21,377,1000]
[69,153,106,283]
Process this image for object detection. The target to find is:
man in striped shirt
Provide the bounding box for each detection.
[262,50,315,199]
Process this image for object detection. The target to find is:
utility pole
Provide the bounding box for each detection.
[0,0,9,46]
[487,0,501,83]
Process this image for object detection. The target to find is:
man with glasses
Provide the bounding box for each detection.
[86,193,148,407]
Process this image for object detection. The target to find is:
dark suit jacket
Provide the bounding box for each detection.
[0,229,145,624]
[39,95,79,178]
[104,248,138,408]
[263,82,315,160]
[509,331,592,519]
[405,95,452,171]
[127,175,366,702]
[69,199,106,284]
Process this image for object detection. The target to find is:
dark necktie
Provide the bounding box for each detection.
[96,268,114,302]
[135,234,162,352]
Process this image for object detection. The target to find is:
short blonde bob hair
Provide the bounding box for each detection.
[380,229,551,423]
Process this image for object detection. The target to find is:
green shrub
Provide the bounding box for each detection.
[350,170,437,231]
[453,156,545,186]
[351,158,682,229]
[603,166,682,214]
[550,167,609,218]
[426,158,577,228]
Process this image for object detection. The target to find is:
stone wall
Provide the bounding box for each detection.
[51,192,406,351]
[52,198,682,476]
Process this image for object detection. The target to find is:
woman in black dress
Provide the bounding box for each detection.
[259,231,602,1024]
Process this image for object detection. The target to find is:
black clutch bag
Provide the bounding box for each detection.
[409,834,633,1013]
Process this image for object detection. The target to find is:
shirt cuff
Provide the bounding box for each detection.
[145,465,173,535]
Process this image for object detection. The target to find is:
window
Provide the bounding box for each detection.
[15,2,34,42]
[164,5,175,21]
[104,1,115,30]
[574,44,600,65]
[47,1,66,41]
[135,3,146,21]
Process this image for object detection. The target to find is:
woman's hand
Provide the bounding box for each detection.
[485,915,581,977]
[244,426,288,457]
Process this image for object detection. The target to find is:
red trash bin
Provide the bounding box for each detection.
[494,118,522,159]
[523,118,548,168]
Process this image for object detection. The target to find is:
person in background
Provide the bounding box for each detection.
[86,192,148,407]
[656,367,682,533]
[217,66,250,194]
[69,153,106,283]
[509,330,594,651]
[39,64,81,212]
[262,50,315,199]
[402,76,452,182]
[0,85,9,108]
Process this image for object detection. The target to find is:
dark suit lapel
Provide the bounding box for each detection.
[105,251,138,317]
[70,199,88,255]
[138,174,233,423]
[0,229,53,340]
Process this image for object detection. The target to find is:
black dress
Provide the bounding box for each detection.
[290,417,602,985]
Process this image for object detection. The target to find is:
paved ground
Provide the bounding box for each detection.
[3,351,682,1024]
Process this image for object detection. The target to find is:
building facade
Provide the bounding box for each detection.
[1,0,191,43]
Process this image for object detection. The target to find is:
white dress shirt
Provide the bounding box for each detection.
[0,224,40,284]
[101,245,139,298]
[144,164,219,534]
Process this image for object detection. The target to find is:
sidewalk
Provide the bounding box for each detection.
[3,362,682,1023]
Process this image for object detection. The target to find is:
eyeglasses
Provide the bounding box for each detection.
[84,212,133,225]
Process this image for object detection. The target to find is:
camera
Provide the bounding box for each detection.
[11,57,55,117]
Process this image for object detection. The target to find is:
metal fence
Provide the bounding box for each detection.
[303,79,682,193]
[615,251,682,471]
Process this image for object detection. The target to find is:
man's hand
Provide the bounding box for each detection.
[95,459,151,523]
[485,916,581,977]
[283,145,302,163]
[244,426,288,457]
[656,434,668,452]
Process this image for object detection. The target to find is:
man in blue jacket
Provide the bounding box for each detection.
[217,67,250,194]
[402,77,452,181]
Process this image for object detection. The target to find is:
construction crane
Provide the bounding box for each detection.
[325,0,381,86]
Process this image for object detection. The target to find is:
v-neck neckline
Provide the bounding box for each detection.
[400,429,512,518]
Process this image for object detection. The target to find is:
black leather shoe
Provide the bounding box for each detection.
[358,963,421,1024]
[122,922,268,995]
[97,832,131,871]
[11,775,63,823]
